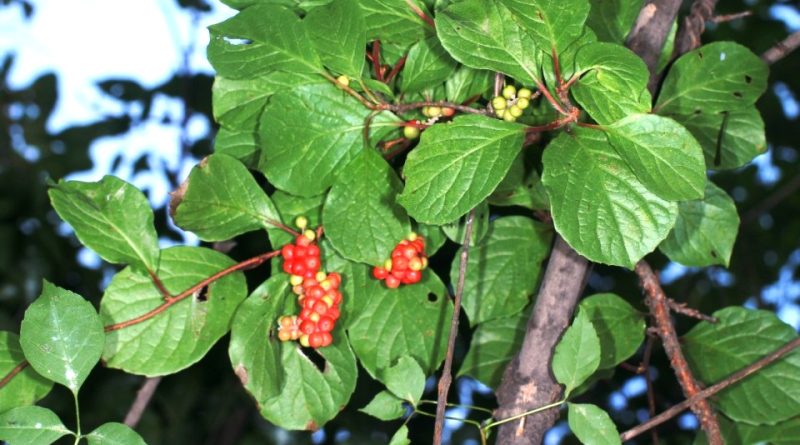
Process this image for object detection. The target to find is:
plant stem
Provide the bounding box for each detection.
[482,399,565,431]
[432,209,475,445]
[73,391,81,445]
[105,250,281,332]
[418,399,494,415]
[0,360,28,389]
[124,377,162,428]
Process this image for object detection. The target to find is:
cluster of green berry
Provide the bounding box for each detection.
[491,85,533,122]
[276,217,343,349]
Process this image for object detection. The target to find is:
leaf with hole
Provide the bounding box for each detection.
[360,390,406,421]
[20,281,104,393]
[101,246,247,376]
[383,356,425,405]
[228,276,358,430]
[450,216,552,325]
[172,154,281,242]
[323,149,411,265]
[49,176,159,273]
[553,310,601,395]
[676,107,767,170]
[659,181,739,267]
[399,115,525,224]
[542,128,678,268]
[655,41,767,115]
[683,307,800,425]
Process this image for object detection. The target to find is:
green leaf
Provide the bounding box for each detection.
[346,264,452,377]
[734,416,800,444]
[267,191,326,249]
[501,0,590,56]
[677,107,767,170]
[305,0,366,77]
[435,0,543,84]
[567,403,621,445]
[458,310,527,389]
[586,0,639,43]
[0,332,52,413]
[606,114,706,201]
[48,176,159,273]
[401,36,458,94]
[323,149,411,265]
[389,425,411,445]
[571,42,651,125]
[441,200,490,246]
[683,307,800,425]
[398,115,525,224]
[359,390,406,421]
[212,73,322,132]
[553,310,601,395]
[445,66,493,104]
[172,154,281,241]
[208,4,323,79]
[489,168,549,210]
[229,277,358,430]
[451,216,552,325]
[259,82,400,196]
[655,41,768,115]
[0,406,71,445]
[578,293,645,369]
[414,223,447,256]
[542,128,678,268]
[383,356,425,405]
[541,28,596,98]
[659,181,739,267]
[358,0,430,46]
[85,423,147,445]
[101,246,247,376]
[20,281,104,393]
[214,127,259,168]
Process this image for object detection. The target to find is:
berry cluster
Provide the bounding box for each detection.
[492,85,532,122]
[277,217,344,349]
[372,233,428,288]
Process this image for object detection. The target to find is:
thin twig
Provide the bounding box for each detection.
[674,0,718,56]
[667,298,718,323]
[635,261,723,445]
[385,55,407,84]
[371,40,383,81]
[105,250,281,331]
[433,209,476,445]
[621,336,800,441]
[404,0,435,28]
[384,100,488,116]
[711,10,752,23]
[642,336,660,445]
[761,30,800,65]
[124,377,162,428]
[148,270,173,301]
[0,360,29,389]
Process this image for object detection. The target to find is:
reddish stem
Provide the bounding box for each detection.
[105,250,282,332]
[405,0,435,28]
[534,79,567,115]
[552,48,563,87]
[0,361,29,389]
[148,270,173,301]
[385,55,407,83]
[372,41,384,81]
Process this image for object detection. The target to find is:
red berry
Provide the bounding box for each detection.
[304,297,317,309]
[373,266,388,280]
[392,249,405,260]
[320,332,333,347]
[329,289,342,304]
[313,300,329,315]
[309,332,324,348]
[300,308,314,320]
[282,262,293,274]
[327,272,341,288]
[299,320,316,335]
[393,256,409,270]
[278,330,292,342]
[281,245,295,260]
[441,107,455,117]
[303,269,316,279]
[305,256,320,270]
[318,316,335,332]
[385,275,401,289]
[405,269,422,284]
[307,285,325,300]
[293,262,307,276]
[296,234,312,247]
[294,246,307,258]
[328,307,341,320]
[307,245,320,257]
[391,268,406,280]
[409,256,423,271]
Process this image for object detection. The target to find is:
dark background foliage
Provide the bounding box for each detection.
[1,0,798,443]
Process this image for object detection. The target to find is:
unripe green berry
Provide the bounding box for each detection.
[503,111,516,122]
[295,215,308,230]
[421,106,431,117]
[495,108,505,118]
[491,96,507,110]
[336,75,350,87]
[502,85,516,99]
[403,125,420,139]
[516,97,530,109]
[509,105,523,117]
[517,88,532,99]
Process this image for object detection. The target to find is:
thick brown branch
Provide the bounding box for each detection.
[621,336,800,441]
[433,210,475,445]
[674,0,719,56]
[626,0,683,90]
[105,250,281,332]
[0,360,29,389]
[762,30,800,66]
[494,236,590,445]
[124,377,162,428]
[635,261,723,445]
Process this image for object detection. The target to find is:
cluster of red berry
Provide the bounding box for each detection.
[371,233,428,288]
[277,217,343,349]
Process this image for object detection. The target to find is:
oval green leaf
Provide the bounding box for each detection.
[0,332,53,414]
[85,423,147,445]
[567,403,621,445]
[553,310,601,395]
[0,406,71,445]
[578,293,646,369]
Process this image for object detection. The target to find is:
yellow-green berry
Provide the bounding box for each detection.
[403,125,420,139]
[502,85,517,99]
[517,87,532,99]
[503,111,516,122]
[516,97,530,109]
[427,106,442,117]
[491,96,507,110]
[509,105,523,117]
[295,215,308,230]
[336,75,350,87]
